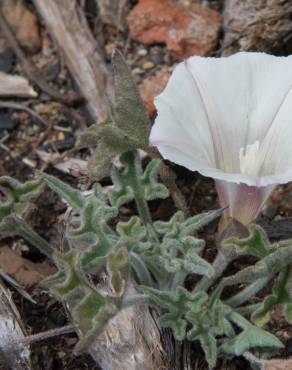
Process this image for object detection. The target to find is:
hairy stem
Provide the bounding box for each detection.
[128,151,158,243]
[146,147,190,216]
[5,215,56,260]
[121,294,150,308]
[194,251,232,292]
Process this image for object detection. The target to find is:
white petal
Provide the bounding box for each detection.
[150,52,292,186]
[149,61,215,170]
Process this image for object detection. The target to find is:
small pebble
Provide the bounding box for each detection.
[57,131,65,141]
[150,54,164,64]
[132,67,144,75]
[58,351,66,359]
[142,61,155,70]
[138,48,147,56]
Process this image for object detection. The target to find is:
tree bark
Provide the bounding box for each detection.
[0,279,31,370]
[32,0,113,122]
[222,0,292,55]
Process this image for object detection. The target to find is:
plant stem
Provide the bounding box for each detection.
[170,271,188,291]
[146,147,189,216]
[194,251,232,292]
[128,151,158,243]
[121,294,150,308]
[7,215,56,260]
[243,352,267,368]
[235,303,262,316]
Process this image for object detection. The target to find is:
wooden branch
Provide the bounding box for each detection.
[222,0,292,55]
[90,303,166,370]
[0,72,37,98]
[0,279,31,370]
[0,4,80,105]
[32,0,113,122]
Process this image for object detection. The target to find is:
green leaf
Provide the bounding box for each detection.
[188,329,217,368]
[0,176,44,202]
[117,216,146,240]
[87,127,135,181]
[154,209,222,239]
[158,237,214,277]
[76,50,151,180]
[140,286,208,340]
[0,176,44,223]
[110,151,168,208]
[223,224,272,258]
[186,298,232,367]
[252,267,292,326]
[59,183,119,271]
[38,172,85,210]
[219,244,292,290]
[107,247,129,296]
[74,303,119,353]
[159,313,187,341]
[226,277,269,309]
[220,311,283,356]
[112,49,150,148]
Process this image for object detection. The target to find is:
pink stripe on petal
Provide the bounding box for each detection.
[215,180,275,225]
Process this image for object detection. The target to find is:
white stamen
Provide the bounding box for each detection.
[239,141,260,176]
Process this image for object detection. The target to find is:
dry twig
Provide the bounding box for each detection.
[0,4,81,105]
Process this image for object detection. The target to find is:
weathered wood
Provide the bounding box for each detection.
[90,302,166,370]
[96,0,129,31]
[32,0,113,122]
[222,0,292,55]
[0,279,31,370]
[0,72,37,98]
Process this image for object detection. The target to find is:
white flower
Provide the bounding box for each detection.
[150,52,292,225]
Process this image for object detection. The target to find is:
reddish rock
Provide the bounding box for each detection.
[3,0,41,52]
[128,0,221,59]
[139,67,171,116]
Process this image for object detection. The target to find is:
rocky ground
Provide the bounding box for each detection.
[1,0,292,369]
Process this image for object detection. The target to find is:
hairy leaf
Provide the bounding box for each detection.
[154,209,222,239]
[76,50,151,180]
[223,224,272,258]
[220,311,283,356]
[140,286,208,340]
[38,172,85,210]
[252,267,292,326]
[107,247,129,296]
[110,151,168,208]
